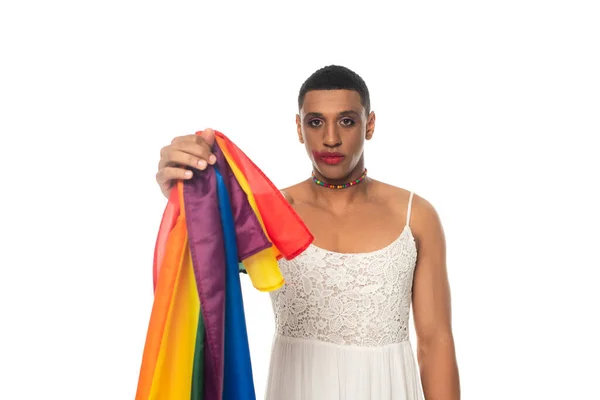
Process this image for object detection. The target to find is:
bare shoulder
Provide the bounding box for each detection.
[368,179,412,210]
[279,189,294,204]
[408,192,445,249]
[279,180,312,205]
[410,192,442,227]
[369,179,443,238]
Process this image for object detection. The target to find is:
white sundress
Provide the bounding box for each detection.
[266,192,424,400]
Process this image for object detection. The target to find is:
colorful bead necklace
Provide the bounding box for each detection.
[311,169,368,189]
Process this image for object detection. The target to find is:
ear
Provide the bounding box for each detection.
[365,111,376,140]
[296,114,304,144]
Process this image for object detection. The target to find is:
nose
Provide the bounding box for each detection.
[323,124,342,148]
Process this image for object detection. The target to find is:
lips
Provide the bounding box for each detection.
[314,152,345,165]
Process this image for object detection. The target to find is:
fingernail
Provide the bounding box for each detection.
[208,155,216,165]
[198,160,207,169]
[185,171,193,178]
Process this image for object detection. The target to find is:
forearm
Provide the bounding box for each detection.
[417,335,460,400]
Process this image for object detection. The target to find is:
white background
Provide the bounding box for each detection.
[1,0,599,399]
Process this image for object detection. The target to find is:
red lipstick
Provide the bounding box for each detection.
[313,151,345,165]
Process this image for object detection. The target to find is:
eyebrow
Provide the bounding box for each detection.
[304,110,362,119]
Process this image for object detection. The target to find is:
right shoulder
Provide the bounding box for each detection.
[279,180,312,205]
[280,189,294,205]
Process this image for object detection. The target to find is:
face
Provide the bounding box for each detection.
[296,89,375,181]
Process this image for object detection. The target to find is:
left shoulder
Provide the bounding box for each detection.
[411,193,441,223]
[369,179,444,243]
[368,179,412,209]
[368,179,437,215]
[409,193,445,250]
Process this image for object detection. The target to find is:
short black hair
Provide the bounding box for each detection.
[298,65,371,114]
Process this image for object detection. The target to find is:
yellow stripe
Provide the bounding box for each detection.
[150,235,200,398]
[216,137,284,292]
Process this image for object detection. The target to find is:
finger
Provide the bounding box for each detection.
[176,140,214,165]
[171,135,214,160]
[162,148,211,170]
[171,133,197,144]
[192,129,216,164]
[198,128,216,147]
[171,129,215,146]
[160,140,214,170]
[196,135,217,165]
[163,130,216,168]
[156,167,193,186]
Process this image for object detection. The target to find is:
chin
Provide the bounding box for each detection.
[315,165,351,180]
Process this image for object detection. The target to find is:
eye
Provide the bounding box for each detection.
[340,118,355,126]
[308,119,323,127]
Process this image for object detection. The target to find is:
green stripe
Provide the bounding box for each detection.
[238,262,247,274]
[191,308,205,400]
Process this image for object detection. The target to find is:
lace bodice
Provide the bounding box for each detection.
[270,225,418,347]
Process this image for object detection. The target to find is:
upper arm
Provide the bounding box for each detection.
[411,195,454,344]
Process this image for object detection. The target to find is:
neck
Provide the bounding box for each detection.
[310,158,370,208]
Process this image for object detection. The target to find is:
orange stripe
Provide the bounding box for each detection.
[149,243,199,399]
[136,183,187,399]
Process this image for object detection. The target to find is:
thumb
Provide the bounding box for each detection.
[198,128,216,147]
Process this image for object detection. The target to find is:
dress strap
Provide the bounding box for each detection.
[406,192,414,227]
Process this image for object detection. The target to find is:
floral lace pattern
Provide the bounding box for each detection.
[270,226,417,347]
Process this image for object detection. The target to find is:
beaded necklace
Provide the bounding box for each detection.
[311,169,368,189]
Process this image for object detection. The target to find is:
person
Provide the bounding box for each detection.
[155,65,460,399]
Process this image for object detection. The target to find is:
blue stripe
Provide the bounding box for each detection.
[215,167,256,400]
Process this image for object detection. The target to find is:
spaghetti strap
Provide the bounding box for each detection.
[406,192,414,227]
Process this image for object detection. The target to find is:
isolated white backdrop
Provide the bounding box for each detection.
[1,0,599,399]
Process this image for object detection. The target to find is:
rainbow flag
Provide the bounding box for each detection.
[136,130,313,400]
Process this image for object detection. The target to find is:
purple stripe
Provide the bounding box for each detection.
[184,144,275,400]
[213,145,272,260]
[184,165,225,400]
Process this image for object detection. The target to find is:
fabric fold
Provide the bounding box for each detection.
[216,168,256,400]
[136,129,314,400]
